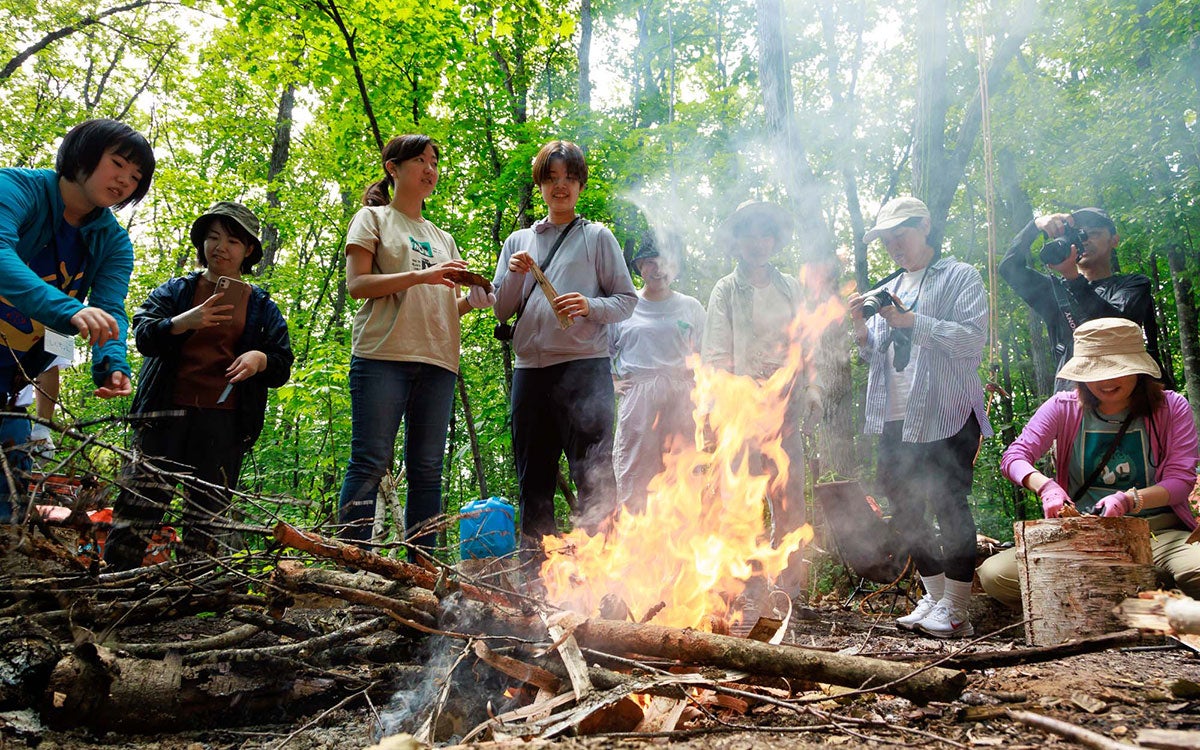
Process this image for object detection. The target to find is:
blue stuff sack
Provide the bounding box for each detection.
[459,496,516,559]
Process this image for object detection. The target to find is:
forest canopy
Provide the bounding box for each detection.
[3,0,1198,544]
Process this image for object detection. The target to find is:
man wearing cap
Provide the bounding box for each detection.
[702,200,820,597]
[1000,208,1172,390]
[104,201,293,570]
[610,230,705,513]
[850,196,992,639]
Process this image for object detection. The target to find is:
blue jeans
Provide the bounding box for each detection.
[0,411,30,522]
[338,357,456,549]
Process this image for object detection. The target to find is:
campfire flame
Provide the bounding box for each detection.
[541,272,844,630]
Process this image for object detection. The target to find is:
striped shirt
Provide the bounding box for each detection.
[858,256,994,443]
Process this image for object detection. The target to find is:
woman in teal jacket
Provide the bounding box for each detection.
[0,119,154,519]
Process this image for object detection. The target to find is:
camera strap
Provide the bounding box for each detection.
[511,217,582,332]
[1070,412,1135,505]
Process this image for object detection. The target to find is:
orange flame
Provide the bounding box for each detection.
[541,271,845,629]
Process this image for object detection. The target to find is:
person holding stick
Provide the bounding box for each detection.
[979,317,1200,604]
[491,140,637,556]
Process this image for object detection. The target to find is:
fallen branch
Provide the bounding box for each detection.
[926,629,1144,671]
[1007,709,1140,750]
[572,618,966,704]
[272,523,508,607]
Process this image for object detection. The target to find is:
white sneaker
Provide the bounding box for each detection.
[895,594,937,631]
[916,600,974,639]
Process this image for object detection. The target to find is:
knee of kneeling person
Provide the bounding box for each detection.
[1170,565,1200,600]
[977,554,1021,609]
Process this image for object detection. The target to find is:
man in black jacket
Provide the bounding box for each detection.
[999,207,1173,391]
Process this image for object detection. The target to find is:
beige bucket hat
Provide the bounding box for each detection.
[1056,317,1161,382]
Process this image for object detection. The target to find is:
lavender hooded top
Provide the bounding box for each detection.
[1001,390,1199,530]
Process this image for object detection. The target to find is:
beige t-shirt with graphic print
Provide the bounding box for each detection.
[345,205,461,372]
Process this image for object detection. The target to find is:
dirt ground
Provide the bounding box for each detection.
[6,589,1200,750]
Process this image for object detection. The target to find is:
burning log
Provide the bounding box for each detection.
[570,617,965,704]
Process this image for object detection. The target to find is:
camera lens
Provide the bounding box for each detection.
[1039,238,1072,266]
[860,290,892,320]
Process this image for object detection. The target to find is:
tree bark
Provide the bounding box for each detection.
[573,618,966,704]
[578,0,592,111]
[259,82,296,273]
[1166,243,1200,429]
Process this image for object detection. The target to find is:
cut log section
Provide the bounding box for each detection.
[1015,517,1155,646]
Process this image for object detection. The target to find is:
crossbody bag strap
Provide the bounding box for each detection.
[512,216,582,328]
[1070,412,1135,505]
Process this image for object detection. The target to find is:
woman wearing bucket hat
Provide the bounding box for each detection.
[104,201,293,570]
[610,229,706,513]
[978,317,1200,605]
[338,134,495,552]
[849,196,992,638]
[701,199,819,597]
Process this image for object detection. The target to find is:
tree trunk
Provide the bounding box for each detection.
[1166,243,1200,429]
[258,82,296,274]
[912,0,1036,236]
[1016,517,1155,646]
[458,374,488,498]
[578,0,592,111]
[755,0,853,478]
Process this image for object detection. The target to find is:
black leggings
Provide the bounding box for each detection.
[878,414,981,582]
[105,409,244,570]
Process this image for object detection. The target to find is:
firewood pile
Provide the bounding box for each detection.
[6,510,1197,748]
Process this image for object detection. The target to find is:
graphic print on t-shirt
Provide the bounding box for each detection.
[0,230,86,368]
[409,236,435,271]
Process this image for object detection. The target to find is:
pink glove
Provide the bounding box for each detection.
[1094,491,1132,518]
[1037,480,1072,518]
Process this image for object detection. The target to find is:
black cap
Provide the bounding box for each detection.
[1072,207,1116,233]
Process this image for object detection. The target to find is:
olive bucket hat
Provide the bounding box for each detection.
[189,201,264,270]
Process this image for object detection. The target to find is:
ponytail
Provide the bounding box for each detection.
[362,177,391,207]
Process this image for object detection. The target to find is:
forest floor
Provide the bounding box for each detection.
[7,582,1200,750]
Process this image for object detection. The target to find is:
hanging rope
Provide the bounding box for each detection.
[975,5,1000,374]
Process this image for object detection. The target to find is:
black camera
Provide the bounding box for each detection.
[860,289,912,371]
[1040,224,1088,266]
[493,322,514,341]
[890,329,913,372]
[860,288,894,320]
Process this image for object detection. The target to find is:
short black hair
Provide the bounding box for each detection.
[196,215,260,274]
[55,119,155,209]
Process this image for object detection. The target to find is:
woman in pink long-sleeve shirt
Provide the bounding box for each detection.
[980,318,1200,606]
